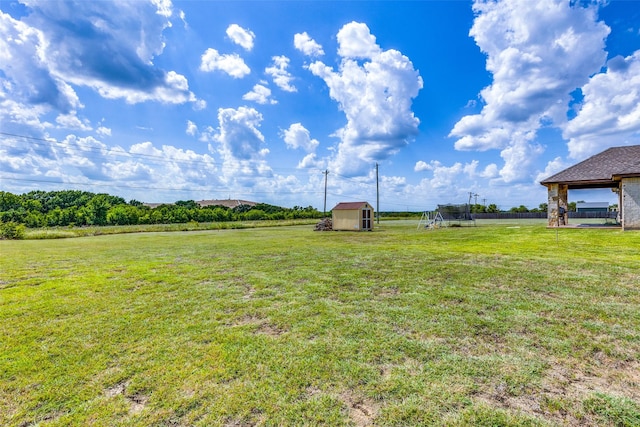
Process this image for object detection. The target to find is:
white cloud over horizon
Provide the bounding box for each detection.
[1,0,636,210]
[309,22,423,177]
[564,50,640,160]
[450,0,610,183]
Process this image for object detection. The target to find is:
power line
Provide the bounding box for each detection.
[1,131,377,184]
[2,132,426,207]
[0,176,326,196]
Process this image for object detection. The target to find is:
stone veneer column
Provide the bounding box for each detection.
[622,178,640,230]
[547,184,568,227]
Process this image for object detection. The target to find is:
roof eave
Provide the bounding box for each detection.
[540,179,618,189]
[612,173,640,181]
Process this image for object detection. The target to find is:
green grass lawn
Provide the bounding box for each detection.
[1,221,639,426]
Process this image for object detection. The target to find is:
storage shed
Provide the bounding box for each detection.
[540,145,640,230]
[331,202,374,231]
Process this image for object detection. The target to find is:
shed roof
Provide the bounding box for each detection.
[332,201,371,210]
[540,145,640,188]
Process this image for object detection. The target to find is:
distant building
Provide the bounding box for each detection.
[144,199,257,209]
[195,199,257,209]
[576,202,609,213]
[331,202,374,231]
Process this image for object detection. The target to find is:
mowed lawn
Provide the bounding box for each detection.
[1,222,639,426]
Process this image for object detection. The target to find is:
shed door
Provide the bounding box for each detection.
[362,208,371,230]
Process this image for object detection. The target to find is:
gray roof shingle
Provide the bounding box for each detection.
[540,145,640,187]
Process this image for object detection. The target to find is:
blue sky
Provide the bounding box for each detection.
[1,0,639,210]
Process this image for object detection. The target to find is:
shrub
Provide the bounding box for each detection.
[0,221,26,240]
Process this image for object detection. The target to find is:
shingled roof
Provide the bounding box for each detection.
[540,145,640,189]
[332,202,371,210]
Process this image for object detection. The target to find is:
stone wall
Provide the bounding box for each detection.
[546,184,568,227]
[622,177,640,230]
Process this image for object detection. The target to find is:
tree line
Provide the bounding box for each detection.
[467,203,549,213]
[0,190,322,228]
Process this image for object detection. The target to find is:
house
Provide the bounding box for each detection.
[195,199,257,209]
[576,202,609,213]
[143,199,257,209]
[331,202,374,231]
[540,145,640,230]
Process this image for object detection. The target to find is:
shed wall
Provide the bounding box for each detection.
[622,177,640,230]
[333,210,361,231]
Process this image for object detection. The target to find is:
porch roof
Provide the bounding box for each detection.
[540,145,640,189]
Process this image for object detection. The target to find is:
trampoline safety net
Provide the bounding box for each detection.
[437,204,474,222]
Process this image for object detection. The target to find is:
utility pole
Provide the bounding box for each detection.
[474,193,479,205]
[376,163,380,224]
[323,169,329,218]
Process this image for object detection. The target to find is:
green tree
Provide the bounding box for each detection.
[510,205,529,213]
[87,194,115,225]
[0,221,25,239]
[107,205,141,225]
[471,203,486,213]
[175,200,199,209]
[242,209,266,221]
[24,211,45,228]
[211,207,231,222]
[0,192,22,212]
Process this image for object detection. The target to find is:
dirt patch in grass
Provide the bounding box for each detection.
[223,409,266,427]
[232,314,287,336]
[474,359,640,426]
[105,380,149,414]
[544,359,640,402]
[127,393,149,414]
[105,381,128,398]
[341,390,380,427]
[255,322,286,336]
[18,410,66,427]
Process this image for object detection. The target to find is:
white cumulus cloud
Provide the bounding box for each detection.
[186,120,198,136]
[449,0,610,182]
[213,106,266,161]
[226,24,255,51]
[96,126,112,137]
[0,1,201,110]
[200,48,250,78]
[282,123,319,152]
[294,32,324,57]
[563,50,640,160]
[336,21,381,59]
[297,152,323,169]
[414,160,430,172]
[535,156,570,184]
[55,111,92,131]
[265,56,296,92]
[309,22,422,177]
[243,83,276,105]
